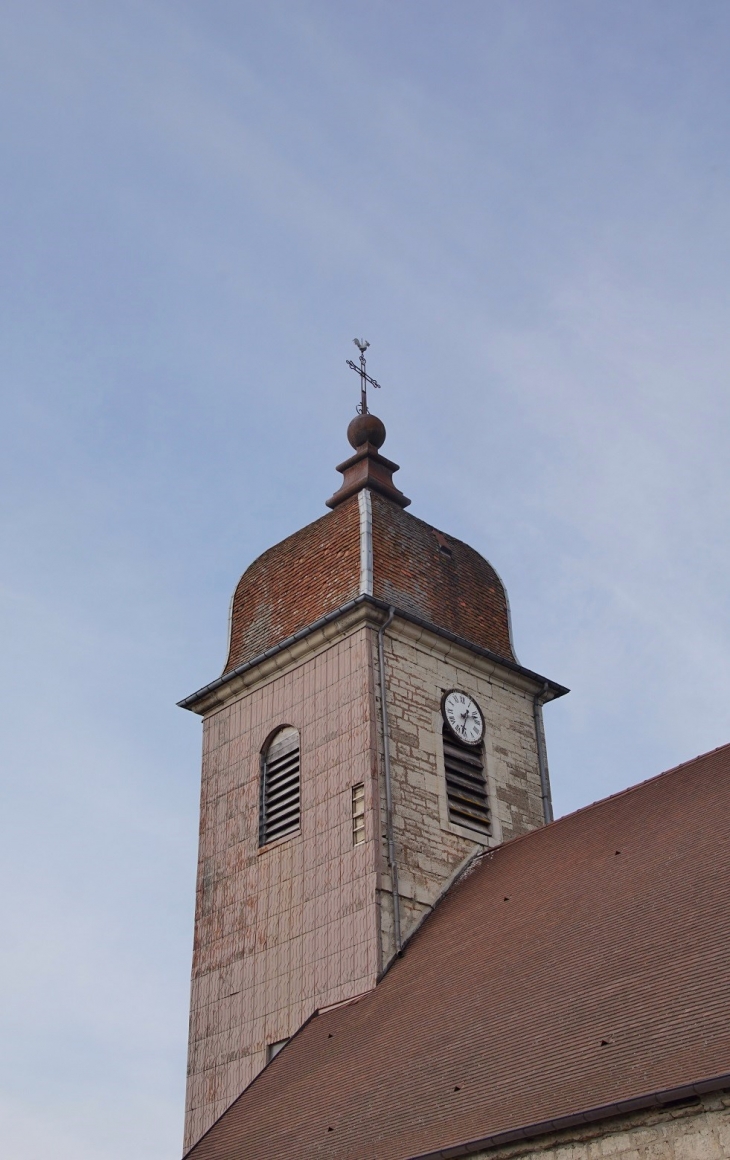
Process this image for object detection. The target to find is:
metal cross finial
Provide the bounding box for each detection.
[347,338,381,414]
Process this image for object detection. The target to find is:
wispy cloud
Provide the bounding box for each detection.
[1,2,729,1156]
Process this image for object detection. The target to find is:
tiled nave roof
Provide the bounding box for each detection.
[184,743,730,1160]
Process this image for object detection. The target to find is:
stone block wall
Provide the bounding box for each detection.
[184,608,554,1149]
[375,618,547,963]
[465,1091,730,1160]
[184,625,381,1151]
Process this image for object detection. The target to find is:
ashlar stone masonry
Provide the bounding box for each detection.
[184,600,553,1150]
[465,1091,730,1160]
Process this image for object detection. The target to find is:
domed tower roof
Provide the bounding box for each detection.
[223,488,516,675]
[222,413,516,677]
[178,404,570,716]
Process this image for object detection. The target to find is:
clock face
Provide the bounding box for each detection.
[442,690,484,746]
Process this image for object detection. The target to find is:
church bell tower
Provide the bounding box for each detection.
[179,348,567,1152]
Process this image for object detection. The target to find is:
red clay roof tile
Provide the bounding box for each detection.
[224,491,515,674]
[370,492,514,662]
[184,743,730,1160]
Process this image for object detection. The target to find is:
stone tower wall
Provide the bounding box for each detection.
[184,624,381,1150]
[375,619,547,963]
[184,608,552,1150]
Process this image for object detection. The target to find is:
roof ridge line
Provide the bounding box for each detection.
[376,847,488,982]
[181,1005,324,1158]
[391,738,730,910]
[512,738,730,842]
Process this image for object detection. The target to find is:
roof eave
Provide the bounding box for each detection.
[407,1072,730,1160]
[178,595,569,714]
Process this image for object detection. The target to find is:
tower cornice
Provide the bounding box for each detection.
[178,595,568,717]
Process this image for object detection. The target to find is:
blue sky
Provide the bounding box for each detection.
[1,2,730,1156]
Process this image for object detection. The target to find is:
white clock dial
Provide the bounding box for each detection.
[442,690,484,746]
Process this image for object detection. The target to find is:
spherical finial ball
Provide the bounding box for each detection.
[347,413,386,450]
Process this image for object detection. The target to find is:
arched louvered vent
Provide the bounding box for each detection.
[260,727,300,847]
[443,725,490,835]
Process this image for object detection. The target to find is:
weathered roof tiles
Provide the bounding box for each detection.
[184,742,730,1160]
[224,489,516,675]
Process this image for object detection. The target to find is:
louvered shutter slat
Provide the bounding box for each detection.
[260,732,301,846]
[444,727,490,835]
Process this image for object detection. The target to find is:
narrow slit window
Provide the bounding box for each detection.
[443,726,491,835]
[260,727,300,847]
[352,783,365,845]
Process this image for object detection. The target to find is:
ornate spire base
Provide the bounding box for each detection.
[326,441,411,509]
